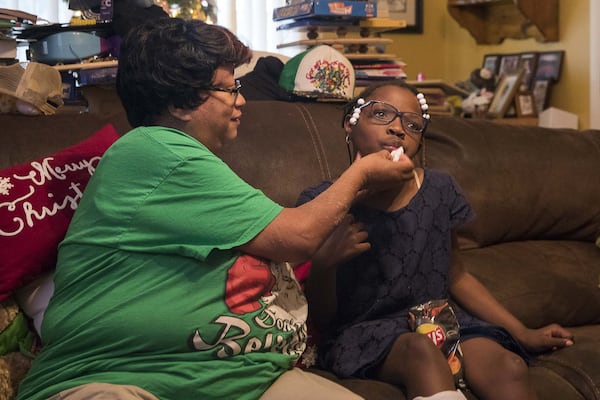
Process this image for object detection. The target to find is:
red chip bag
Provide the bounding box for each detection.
[409,299,466,390]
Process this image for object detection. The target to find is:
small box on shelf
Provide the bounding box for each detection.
[538,107,578,129]
[273,1,377,21]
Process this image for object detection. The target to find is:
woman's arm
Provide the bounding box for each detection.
[239,150,413,263]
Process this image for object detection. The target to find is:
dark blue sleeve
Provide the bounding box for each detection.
[447,175,476,229]
[295,181,333,207]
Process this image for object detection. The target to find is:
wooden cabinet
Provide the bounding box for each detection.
[447,0,558,44]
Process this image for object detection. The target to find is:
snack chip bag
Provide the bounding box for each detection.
[409,299,466,390]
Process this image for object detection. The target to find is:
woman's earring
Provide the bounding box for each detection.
[349,98,365,126]
[345,133,351,144]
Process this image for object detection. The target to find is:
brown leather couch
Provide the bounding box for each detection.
[1,87,599,400]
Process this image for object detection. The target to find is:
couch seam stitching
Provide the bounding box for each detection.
[535,357,600,398]
[296,103,330,180]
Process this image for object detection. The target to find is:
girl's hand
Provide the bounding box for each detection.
[313,214,370,270]
[516,324,574,353]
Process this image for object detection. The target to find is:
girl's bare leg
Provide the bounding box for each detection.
[377,333,457,399]
[461,337,536,400]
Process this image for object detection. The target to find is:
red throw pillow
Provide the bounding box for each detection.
[0,124,119,301]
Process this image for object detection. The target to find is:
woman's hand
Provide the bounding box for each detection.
[514,324,574,353]
[353,150,415,190]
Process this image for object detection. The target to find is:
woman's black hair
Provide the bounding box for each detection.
[116,18,252,127]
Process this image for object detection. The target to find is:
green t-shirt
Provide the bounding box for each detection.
[17,127,307,400]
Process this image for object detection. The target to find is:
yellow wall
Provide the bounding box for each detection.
[383,0,590,129]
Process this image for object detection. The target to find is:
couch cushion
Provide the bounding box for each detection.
[422,116,600,248]
[222,101,348,207]
[0,124,119,300]
[460,240,600,328]
[531,325,600,400]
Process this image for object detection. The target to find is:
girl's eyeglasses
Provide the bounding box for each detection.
[356,100,428,134]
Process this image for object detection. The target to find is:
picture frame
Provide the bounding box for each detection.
[534,51,565,82]
[515,91,538,117]
[532,79,552,114]
[482,53,501,76]
[497,53,521,77]
[387,0,424,33]
[487,68,525,119]
[518,52,538,90]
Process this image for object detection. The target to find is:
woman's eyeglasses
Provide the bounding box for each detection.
[357,100,428,134]
[204,79,242,103]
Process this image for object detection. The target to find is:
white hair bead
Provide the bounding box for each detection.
[349,98,365,125]
[417,92,430,120]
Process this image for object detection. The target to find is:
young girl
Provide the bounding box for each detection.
[297,80,574,400]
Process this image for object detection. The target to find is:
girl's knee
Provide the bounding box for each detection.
[498,352,529,382]
[390,333,450,369]
[398,333,444,360]
[463,339,529,383]
[379,334,455,392]
[466,352,532,400]
[470,351,529,387]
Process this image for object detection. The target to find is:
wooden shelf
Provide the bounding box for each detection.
[447,0,558,44]
[492,117,538,126]
[277,18,403,37]
[276,16,406,91]
[277,37,392,50]
[345,53,397,60]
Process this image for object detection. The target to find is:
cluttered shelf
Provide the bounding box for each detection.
[273,1,411,95]
[0,0,131,114]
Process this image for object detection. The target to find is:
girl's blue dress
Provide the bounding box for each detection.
[297,169,528,379]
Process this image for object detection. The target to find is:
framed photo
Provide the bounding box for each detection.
[482,54,501,76]
[534,51,565,82]
[532,79,552,114]
[515,91,538,117]
[497,53,521,77]
[518,52,538,90]
[487,68,525,118]
[387,0,424,33]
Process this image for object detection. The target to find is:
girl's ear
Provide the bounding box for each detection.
[343,115,353,133]
[168,104,193,121]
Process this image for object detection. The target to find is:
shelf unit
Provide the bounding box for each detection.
[276,18,402,56]
[276,17,408,87]
[447,0,559,44]
[277,37,395,60]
